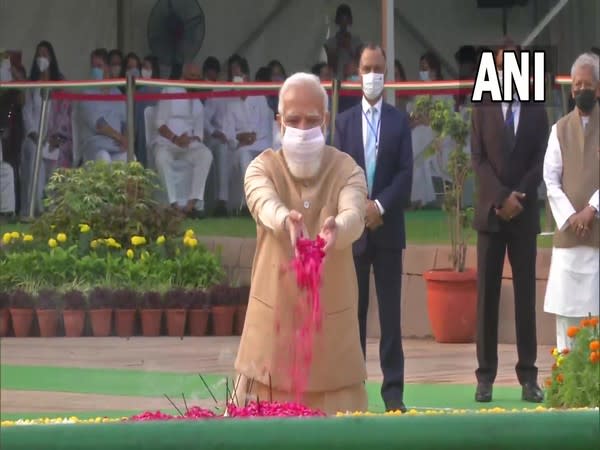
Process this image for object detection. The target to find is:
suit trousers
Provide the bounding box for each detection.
[475,229,538,385]
[355,240,405,405]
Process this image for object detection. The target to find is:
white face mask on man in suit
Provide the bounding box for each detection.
[362,72,384,101]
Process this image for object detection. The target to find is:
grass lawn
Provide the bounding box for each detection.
[0,209,554,247]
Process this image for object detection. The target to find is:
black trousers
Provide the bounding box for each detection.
[355,243,404,406]
[475,230,538,385]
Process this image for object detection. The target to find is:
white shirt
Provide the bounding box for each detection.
[154,87,204,146]
[361,96,385,215]
[203,97,230,137]
[543,117,600,317]
[501,99,520,132]
[23,88,48,137]
[223,96,273,152]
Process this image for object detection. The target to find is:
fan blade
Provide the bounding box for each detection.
[184,14,203,26]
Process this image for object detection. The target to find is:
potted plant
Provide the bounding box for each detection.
[140,291,163,336]
[164,288,190,337]
[0,292,10,337]
[36,289,60,337]
[210,285,237,336]
[62,290,86,337]
[9,290,35,337]
[188,290,211,336]
[113,288,138,338]
[413,96,477,343]
[235,285,250,335]
[88,287,113,337]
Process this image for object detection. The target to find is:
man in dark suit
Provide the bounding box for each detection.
[334,43,413,412]
[471,40,549,403]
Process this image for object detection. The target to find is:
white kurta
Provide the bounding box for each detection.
[543,118,600,318]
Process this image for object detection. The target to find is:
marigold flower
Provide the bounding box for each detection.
[580,318,590,327]
[22,234,34,242]
[590,341,600,352]
[90,240,99,249]
[551,363,558,371]
[556,373,564,383]
[126,249,134,259]
[184,229,194,239]
[544,378,552,388]
[156,235,166,245]
[551,348,559,357]
[79,224,91,233]
[48,238,58,248]
[10,231,19,239]
[131,235,147,246]
[186,237,198,248]
[105,237,120,248]
[566,326,579,338]
[561,348,570,355]
[589,317,599,327]
[56,233,67,243]
[2,233,11,245]
[589,352,600,364]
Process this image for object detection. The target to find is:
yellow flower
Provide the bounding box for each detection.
[552,348,559,357]
[556,355,564,367]
[2,232,11,245]
[56,233,67,243]
[79,223,91,233]
[140,251,150,261]
[184,229,195,239]
[130,235,147,246]
[105,237,120,248]
[156,235,166,245]
[126,249,134,259]
[10,231,20,239]
[48,238,58,248]
[50,224,56,230]
[22,234,34,242]
[90,239,99,249]
[186,237,198,248]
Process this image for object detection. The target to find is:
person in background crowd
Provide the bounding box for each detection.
[153,62,213,218]
[108,49,123,79]
[567,47,600,112]
[267,60,286,81]
[141,55,160,80]
[470,38,548,404]
[0,50,24,211]
[123,52,141,78]
[454,45,477,110]
[311,62,333,82]
[223,56,273,210]
[203,56,231,217]
[0,140,16,222]
[543,52,599,350]
[134,55,161,166]
[21,40,72,217]
[235,72,368,414]
[394,59,407,112]
[419,51,443,81]
[255,66,272,82]
[324,4,363,80]
[338,58,361,113]
[335,43,413,413]
[79,48,128,163]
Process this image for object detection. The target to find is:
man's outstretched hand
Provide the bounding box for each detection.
[286,210,308,252]
[319,216,338,253]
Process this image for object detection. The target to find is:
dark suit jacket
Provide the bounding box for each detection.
[470,97,549,235]
[334,101,413,253]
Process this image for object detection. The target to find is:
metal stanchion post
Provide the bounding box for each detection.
[28,87,51,219]
[542,73,555,234]
[126,73,135,162]
[330,79,340,141]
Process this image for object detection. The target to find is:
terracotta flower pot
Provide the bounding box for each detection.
[115,309,137,337]
[89,309,113,337]
[188,309,210,336]
[166,309,187,337]
[9,308,34,337]
[36,309,58,337]
[423,268,477,343]
[212,305,236,336]
[0,308,10,337]
[63,310,86,337]
[235,305,247,335]
[140,309,163,336]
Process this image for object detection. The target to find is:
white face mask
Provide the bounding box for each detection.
[0,59,11,82]
[419,70,430,81]
[281,123,326,179]
[141,68,152,79]
[362,72,384,100]
[36,56,50,72]
[232,75,244,83]
[111,65,121,77]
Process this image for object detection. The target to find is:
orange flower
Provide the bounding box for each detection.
[590,341,600,352]
[566,326,580,338]
[589,352,600,364]
[556,373,564,383]
[580,318,590,327]
[544,378,552,387]
[561,348,570,355]
[589,317,599,327]
[551,363,558,371]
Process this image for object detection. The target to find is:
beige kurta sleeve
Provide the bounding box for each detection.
[334,164,367,250]
[244,154,290,235]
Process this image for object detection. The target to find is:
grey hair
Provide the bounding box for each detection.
[278,72,329,115]
[571,52,599,82]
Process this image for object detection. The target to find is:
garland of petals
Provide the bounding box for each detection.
[337,406,600,417]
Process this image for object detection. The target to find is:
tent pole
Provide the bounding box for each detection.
[382,0,395,105]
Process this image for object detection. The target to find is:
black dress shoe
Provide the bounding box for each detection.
[475,383,493,402]
[522,382,544,403]
[385,401,407,413]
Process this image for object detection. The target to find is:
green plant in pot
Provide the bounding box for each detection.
[36,288,60,337]
[9,289,35,337]
[87,287,113,337]
[0,292,10,337]
[412,96,477,344]
[113,288,138,338]
[62,290,86,337]
[210,285,237,336]
[188,290,211,336]
[164,288,190,337]
[140,291,163,337]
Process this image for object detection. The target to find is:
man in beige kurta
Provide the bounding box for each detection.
[234,72,368,414]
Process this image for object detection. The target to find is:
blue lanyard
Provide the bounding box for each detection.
[362,109,381,149]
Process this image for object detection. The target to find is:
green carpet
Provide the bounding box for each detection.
[0,365,536,419]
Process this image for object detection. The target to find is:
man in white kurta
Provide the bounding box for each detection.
[153,63,213,216]
[0,140,16,218]
[543,52,600,350]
